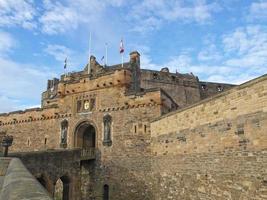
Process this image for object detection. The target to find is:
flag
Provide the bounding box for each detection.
[119,39,124,54]
[101,56,105,61]
[64,58,67,69]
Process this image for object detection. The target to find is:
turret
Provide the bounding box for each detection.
[129,51,141,93]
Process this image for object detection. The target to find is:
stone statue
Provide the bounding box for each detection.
[61,120,68,145]
[103,115,112,145]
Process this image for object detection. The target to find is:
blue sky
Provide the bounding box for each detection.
[0,0,267,112]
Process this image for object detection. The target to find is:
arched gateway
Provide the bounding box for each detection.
[74,121,96,160]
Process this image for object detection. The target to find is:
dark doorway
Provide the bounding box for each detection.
[83,125,95,148]
[103,184,109,200]
[55,176,70,200]
[75,122,96,149]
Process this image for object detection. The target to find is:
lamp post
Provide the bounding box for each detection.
[2,135,13,157]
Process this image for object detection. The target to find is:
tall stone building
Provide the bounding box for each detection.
[0,51,266,200]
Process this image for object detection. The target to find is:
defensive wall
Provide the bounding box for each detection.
[0,157,52,200]
[9,149,82,200]
[151,74,267,199]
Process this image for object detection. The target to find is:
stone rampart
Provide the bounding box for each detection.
[0,157,52,200]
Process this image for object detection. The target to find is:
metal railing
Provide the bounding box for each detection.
[81,148,95,160]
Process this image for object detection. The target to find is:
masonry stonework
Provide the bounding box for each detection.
[151,74,267,200]
[0,51,266,200]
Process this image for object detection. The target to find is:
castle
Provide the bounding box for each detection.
[0,51,266,200]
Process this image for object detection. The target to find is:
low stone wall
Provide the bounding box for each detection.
[9,149,82,200]
[0,157,52,200]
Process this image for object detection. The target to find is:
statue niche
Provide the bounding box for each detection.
[103,114,112,146]
[60,120,68,148]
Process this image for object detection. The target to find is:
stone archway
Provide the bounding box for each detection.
[54,175,70,200]
[74,121,96,149]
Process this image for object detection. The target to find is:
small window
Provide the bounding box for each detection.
[134,125,137,133]
[201,84,207,90]
[144,125,147,133]
[103,184,109,200]
[44,138,47,145]
[217,85,223,92]
[153,73,158,79]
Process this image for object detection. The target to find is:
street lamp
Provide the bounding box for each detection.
[2,135,13,157]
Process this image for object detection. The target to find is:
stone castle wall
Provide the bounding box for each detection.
[150,74,267,199]
[0,50,264,200]
[140,70,201,108]
[0,74,164,199]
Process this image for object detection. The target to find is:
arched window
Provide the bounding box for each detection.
[103,114,112,146]
[60,120,68,148]
[103,184,109,200]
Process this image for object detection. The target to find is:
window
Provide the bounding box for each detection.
[201,84,207,90]
[60,120,68,148]
[103,184,109,200]
[217,85,223,92]
[103,115,112,146]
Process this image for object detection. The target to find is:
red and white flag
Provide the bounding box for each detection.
[119,39,124,54]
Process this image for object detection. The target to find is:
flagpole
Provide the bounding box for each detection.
[88,32,92,74]
[64,58,67,78]
[120,38,124,68]
[105,43,108,66]
[122,53,124,68]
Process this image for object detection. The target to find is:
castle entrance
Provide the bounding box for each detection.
[74,121,96,160]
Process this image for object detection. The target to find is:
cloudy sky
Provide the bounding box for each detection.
[0,0,267,112]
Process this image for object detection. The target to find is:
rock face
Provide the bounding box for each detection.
[1,51,266,200]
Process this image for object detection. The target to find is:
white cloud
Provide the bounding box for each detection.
[39,1,79,35]
[128,0,220,32]
[0,32,57,113]
[198,44,222,61]
[0,0,36,29]
[0,31,16,55]
[249,1,267,20]
[43,44,88,72]
[0,57,57,113]
[44,44,73,62]
[39,0,124,35]
[223,25,267,68]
